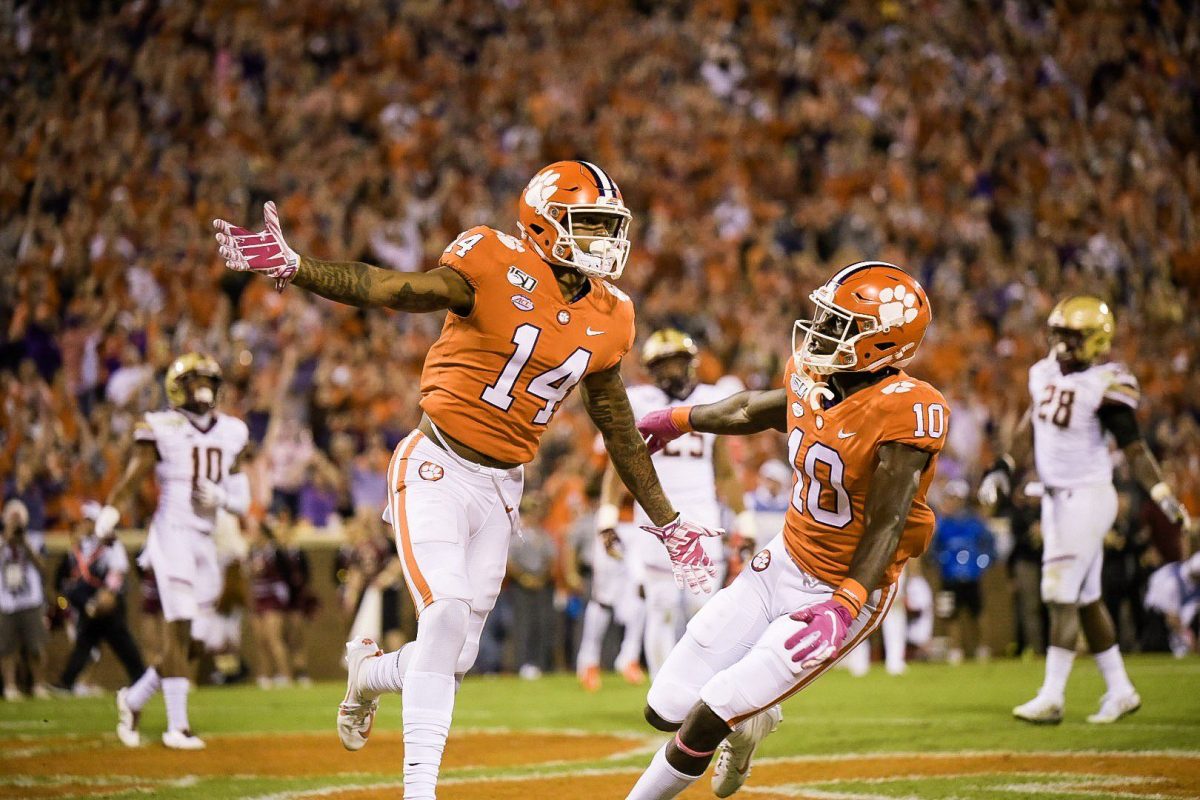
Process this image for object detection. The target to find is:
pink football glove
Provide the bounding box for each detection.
[213,201,300,291]
[637,408,689,455]
[785,599,853,670]
[641,514,722,594]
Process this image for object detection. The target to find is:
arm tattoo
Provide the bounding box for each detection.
[391,281,454,313]
[295,257,461,312]
[582,368,676,526]
[295,256,378,306]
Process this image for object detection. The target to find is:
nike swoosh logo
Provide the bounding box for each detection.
[586,328,605,336]
[837,429,856,439]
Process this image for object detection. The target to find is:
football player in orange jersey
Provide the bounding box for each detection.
[626,262,950,799]
[213,162,721,800]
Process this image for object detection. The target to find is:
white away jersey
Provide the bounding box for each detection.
[134,410,250,535]
[626,381,740,527]
[1028,355,1140,489]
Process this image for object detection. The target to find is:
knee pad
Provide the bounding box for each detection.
[1041,561,1079,605]
[646,674,695,726]
[412,599,471,674]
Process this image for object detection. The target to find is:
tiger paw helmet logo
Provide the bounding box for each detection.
[751,549,772,572]
[524,170,560,213]
[877,285,920,327]
[418,462,445,481]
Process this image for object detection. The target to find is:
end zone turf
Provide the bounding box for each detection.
[2,656,1197,799]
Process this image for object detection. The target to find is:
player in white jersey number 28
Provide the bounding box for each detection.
[980,296,1192,725]
[93,354,252,750]
[596,329,755,679]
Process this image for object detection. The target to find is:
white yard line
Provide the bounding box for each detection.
[237,749,1200,799]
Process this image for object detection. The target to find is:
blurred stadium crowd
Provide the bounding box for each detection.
[2,1,1198,681]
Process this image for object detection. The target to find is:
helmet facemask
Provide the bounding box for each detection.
[792,286,879,375]
[179,374,220,415]
[540,203,631,280]
[1049,325,1108,367]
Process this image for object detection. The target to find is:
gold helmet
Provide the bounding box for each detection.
[164,353,223,411]
[1047,295,1114,366]
[640,328,698,366]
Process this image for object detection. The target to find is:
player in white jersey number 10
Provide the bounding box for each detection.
[979,296,1192,725]
[92,354,252,750]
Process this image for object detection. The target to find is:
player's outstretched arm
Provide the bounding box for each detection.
[93,440,158,541]
[636,388,786,455]
[213,202,473,314]
[690,388,788,435]
[581,366,675,526]
[294,258,473,314]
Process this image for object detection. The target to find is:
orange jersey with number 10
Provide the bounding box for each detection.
[782,360,950,589]
[420,226,636,464]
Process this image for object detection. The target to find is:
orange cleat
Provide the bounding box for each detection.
[579,665,602,693]
[619,661,646,686]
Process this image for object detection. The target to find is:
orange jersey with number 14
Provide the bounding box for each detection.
[782,360,950,588]
[420,226,636,464]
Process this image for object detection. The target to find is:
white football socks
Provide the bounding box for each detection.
[1093,645,1135,696]
[161,677,191,733]
[626,742,698,800]
[359,642,414,697]
[125,666,160,712]
[402,671,456,800]
[1040,645,1076,702]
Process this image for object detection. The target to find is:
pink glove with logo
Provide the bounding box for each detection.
[640,514,722,594]
[637,407,693,455]
[785,599,853,670]
[213,201,300,291]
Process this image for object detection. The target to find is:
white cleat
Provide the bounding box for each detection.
[338,637,384,752]
[162,729,206,750]
[115,688,141,748]
[1087,690,1141,724]
[712,704,782,798]
[1012,694,1064,725]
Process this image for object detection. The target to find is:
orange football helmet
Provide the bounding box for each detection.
[517,161,632,280]
[793,261,932,374]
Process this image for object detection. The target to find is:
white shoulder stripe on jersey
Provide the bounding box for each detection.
[579,160,615,198]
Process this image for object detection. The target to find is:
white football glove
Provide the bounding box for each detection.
[978,456,1015,508]
[1151,482,1192,531]
[93,504,120,541]
[193,478,229,511]
[213,201,300,291]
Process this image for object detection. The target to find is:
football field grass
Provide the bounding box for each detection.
[2,654,1198,798]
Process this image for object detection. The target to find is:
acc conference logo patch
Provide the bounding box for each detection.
[418,461,445,481]
[511,294,535,312]
[751,549,771,572]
